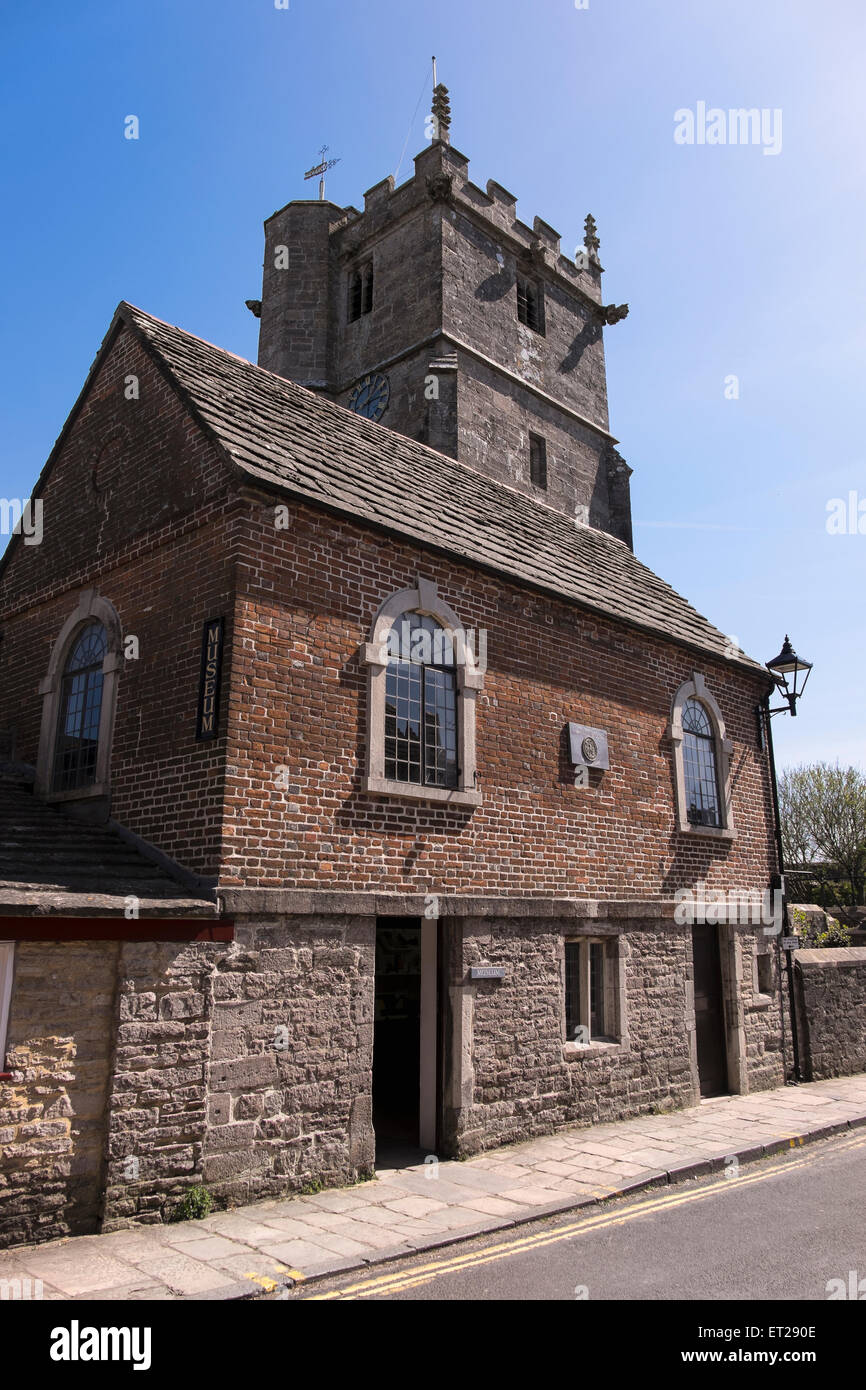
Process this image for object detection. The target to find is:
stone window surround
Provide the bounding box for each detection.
[362,577,483,807]
[35,588,123,803]
[0,941,14,1075]
[561,928,629,1058]
[668,672,736,841]
[752,941,776,1009]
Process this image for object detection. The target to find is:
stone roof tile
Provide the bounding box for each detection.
[122,302,765,674]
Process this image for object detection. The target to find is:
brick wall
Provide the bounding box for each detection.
[221,494,777,898]
[0,325,237,877]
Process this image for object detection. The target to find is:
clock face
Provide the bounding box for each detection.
[348,372,390,422]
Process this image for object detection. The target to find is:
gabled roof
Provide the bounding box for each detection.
[118,303,765,673]
[7,298,767,676]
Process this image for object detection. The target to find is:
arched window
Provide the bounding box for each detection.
[52,623,107,792]
[384,613,457,788]
[363,579,483,807]
[682,698,721,827]
[669,673,735,839]
[35,589,123,804]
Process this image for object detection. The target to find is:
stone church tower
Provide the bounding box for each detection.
[253,91,633,546]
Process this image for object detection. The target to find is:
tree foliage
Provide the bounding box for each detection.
[779,762,866,904]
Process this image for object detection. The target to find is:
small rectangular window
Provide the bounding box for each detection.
[0,942,14,1072]
[564,937,618,1044]
[756,951,774,996]
[529,433,547,489]
[517,274,544,333]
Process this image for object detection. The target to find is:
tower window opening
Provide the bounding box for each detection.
[529,433,548,489]
[517,274,544,334]
[348,263,373,323]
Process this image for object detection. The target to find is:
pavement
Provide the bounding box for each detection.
[2,1073,866,1302]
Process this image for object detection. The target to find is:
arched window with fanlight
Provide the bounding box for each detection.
[363,580,483,807]
[35,590,123,805]
[384,613,458,789]
[669,673,735,839]
[682,698,721,827]
[52,623,107,792]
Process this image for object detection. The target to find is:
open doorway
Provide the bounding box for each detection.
[691,923,729,1097]
[372,917,438,1167]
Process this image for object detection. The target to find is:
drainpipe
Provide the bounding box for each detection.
[762,695,801,1083]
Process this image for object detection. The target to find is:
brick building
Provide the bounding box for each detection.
[0,113,789,1247]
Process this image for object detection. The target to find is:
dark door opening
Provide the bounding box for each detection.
[373,918,424,1165]
[691,923,729,1097]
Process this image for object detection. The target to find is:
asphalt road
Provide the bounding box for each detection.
[290,1131,866,1302]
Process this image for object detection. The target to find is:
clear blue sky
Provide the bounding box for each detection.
[2,0,864,772]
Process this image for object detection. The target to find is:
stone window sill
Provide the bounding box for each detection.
[45,783,108,805]
[364,775,482,807]
[675,822,736,842]
[563,1039,626,1061]
[750,994,774,1011]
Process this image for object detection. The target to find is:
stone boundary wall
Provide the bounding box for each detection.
[794,947,866,1081]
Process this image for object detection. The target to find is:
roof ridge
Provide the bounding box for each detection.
[118,302,765,675]
[121,301,629,540]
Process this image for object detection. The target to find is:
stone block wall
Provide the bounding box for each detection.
[794,947,866,1081]
[101,940,225,1231]
[455,352,613,529]
[452,918,695,1153]
[0,941,118,1248]
[447,916,786,1157]
[202,916,375,1207]
[255,138,622,536]
[0,913,792,1249]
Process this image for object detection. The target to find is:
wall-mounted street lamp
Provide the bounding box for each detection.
[766,636,813,718]
[760,636,814,1084]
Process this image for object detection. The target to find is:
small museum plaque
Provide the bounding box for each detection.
[567,722,610,770]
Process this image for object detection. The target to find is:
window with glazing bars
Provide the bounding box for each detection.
[52,622,107,792]
[517,274,544,333]
[682,697,722,827]
[565,939,611,1042]
[384,613,458,788]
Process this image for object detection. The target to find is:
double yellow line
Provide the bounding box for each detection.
[305,1131,865,1299]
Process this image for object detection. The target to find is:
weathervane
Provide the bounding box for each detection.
[304,144,341,200]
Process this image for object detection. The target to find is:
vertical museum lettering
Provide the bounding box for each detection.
[196,618,224,740]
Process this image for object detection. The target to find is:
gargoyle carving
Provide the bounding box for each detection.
[597,303,629,326]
